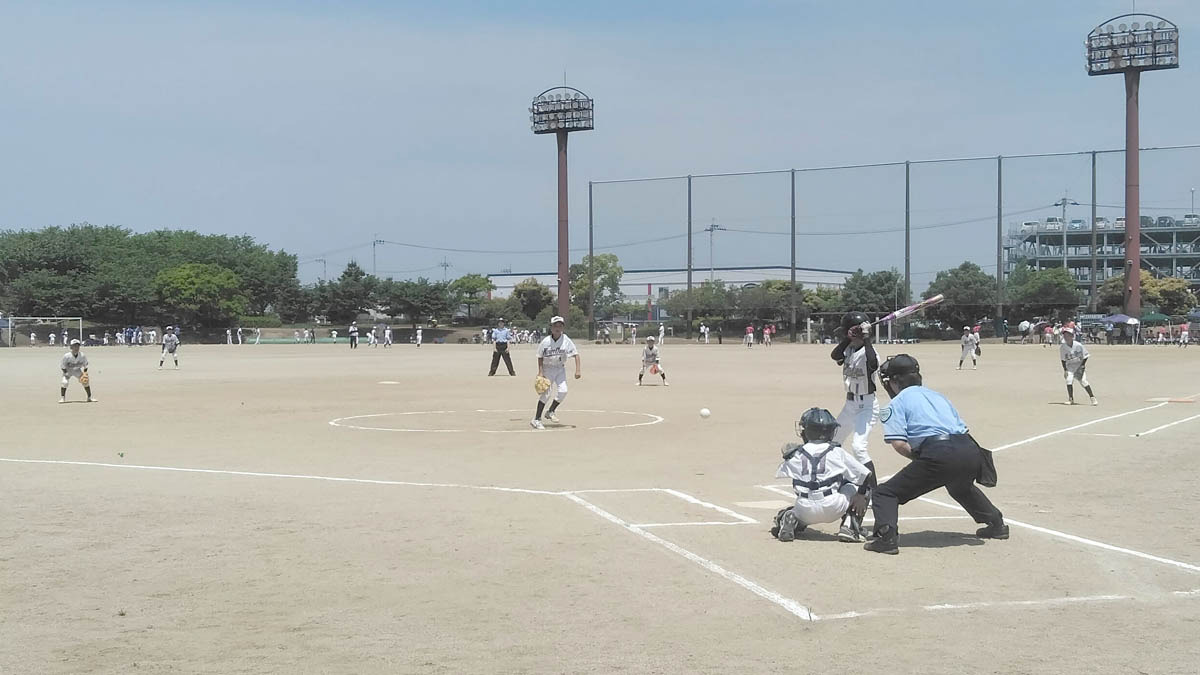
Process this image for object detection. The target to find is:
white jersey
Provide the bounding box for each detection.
[839,344,876,396]
[775,441,870,498]
[60,351,89,374]
[162,333,180,353]
[642,345,660,365]
[537,334,578,371]
[961,333,979,348]
[1060,340,1089,370]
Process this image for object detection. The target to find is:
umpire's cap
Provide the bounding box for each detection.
[798,407,839,443]
[879,353,920,380]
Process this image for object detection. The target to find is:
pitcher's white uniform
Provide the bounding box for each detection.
[537,333,578,403]
[831,340,879,465]
[776,441,871,526]
[1060,339,1090,387]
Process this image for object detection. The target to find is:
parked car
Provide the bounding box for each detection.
[1157,216,1176,228]
[1183,213,1200,225]
[1069,219,1087,230]
[1116,216,1126,228]
[1020,220,1039,234]
[1141,215,1154,228]
[1094,216,1111,229]
[1044,217,1064,231]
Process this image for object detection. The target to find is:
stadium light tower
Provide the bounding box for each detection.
[1087,14,1179,318]
[531,86,594,319]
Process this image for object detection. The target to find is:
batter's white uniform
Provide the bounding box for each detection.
[776,441,870,526]
[831,341,878,465]
[1060,340,1091,386]
[537,333,578,403]
[60,351,88,386]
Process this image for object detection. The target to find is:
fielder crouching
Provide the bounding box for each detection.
[772,408,872,543]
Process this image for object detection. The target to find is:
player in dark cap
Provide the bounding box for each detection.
[865,354,1006,554]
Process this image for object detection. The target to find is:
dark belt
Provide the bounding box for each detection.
[846,392,870,401]
[799,485,840,499]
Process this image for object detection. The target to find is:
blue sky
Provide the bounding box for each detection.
[1,0,1197,288]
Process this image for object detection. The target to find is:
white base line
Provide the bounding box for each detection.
[818,593,1135,621]
[0,457,560,495]
[914,495,1200,574]
[658,488,758,524]
[1131,412,1200,437]
[635,521,754,528]
[991,402,1167,452]
[562,492,815,621]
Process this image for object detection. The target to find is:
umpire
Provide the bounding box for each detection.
[488,318,516,376]
[865,354,1006,555]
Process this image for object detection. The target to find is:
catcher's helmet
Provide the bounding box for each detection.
[841,311,869,331]
[797,407,839,443]
[880,353,920,379]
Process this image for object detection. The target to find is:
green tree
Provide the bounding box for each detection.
[511,277,555,321]
[448,273,496,320]
[324,260,378,322]
[1008,267,1080,320]
[569,253,624,318]
[152,263,248,326]
[1148,276,1198,316]
[802,287,843,314]
[380,277,452,328]
[535,304,586,331]
[841,268,908,314]
[923,262,998,329]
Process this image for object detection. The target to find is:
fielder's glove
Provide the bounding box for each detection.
[80,371,90,386]
[534,375,551,395]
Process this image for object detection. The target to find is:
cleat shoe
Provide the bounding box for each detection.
[544,411,558,423]
[838,525,863,543]
[86,397,98,403]
[976,522,1010,539]
[1090,397,1098,406]
[58,397,66,404]
[529,419,544,430]
[1065,399,1074,406]
[663,381,669,386]
[775,510,802,542]
[863,535,898,554]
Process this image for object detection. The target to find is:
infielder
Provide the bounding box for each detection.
[49,332,56,347]
[530,316,580,430]
[349,321,359,349]
[958,326,979,370]
[831,311,879,500]
[384,326,393,347]
[60,339,96,403]
[771,408,871,543]
[637,335,668,386]
[1060,326,1098,406]
[160,327,180,369]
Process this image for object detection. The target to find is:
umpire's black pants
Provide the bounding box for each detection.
[871,435,1002,534]
[489,343,515,375]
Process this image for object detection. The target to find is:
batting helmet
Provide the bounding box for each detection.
[797,407,839,443]
[841,311,869,331]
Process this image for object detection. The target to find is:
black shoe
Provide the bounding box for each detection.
[863,536,898,554]
[776,510,801,542]
[976,522,1010,539]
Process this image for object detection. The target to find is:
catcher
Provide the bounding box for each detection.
[530,316,581,430]
[771,408,872,543]
[60,339,97,403]
[637,335,668,386]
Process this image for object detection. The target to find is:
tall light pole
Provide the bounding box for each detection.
[1087,14,1179,318]
[1191,187,1195,214]
[1055,195,1080,270]
[704,219,726,281]
[531,86,594,320]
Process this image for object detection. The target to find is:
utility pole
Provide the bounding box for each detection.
[438,257,452,282]
[704,219,726,281]
[1054,194,1080,271]
[372,235,384,276]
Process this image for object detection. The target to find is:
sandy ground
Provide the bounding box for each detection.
[2,337,1199,674]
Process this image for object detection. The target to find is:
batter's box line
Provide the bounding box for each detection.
[564,487,758,525]
[757,484,1200,575]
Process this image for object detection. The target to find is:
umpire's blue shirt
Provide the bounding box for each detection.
[881,386,968,450]
[492,327,512,343]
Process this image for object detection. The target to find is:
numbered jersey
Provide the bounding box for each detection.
[1060,340,1089,370]
[538,334,578,369]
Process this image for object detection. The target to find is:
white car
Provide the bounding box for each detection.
[1043,217,1064,231]
[1069,219,1087,230]
[1094,217,1111,229]
[1183,213,1200,225]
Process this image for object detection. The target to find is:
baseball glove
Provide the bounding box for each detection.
[80,371,90,386]
[534,375,551,395]
[649,364,659,375]
[975,346,981,356]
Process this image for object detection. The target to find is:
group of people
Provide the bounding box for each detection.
[771,310,1008,555]
[483,325,540,345]
[742,323,777,348]
[56,325,182,402]
[225,327,262,345]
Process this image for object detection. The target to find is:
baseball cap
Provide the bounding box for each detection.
[1063,326,1075,334]
[497,317,505,322]
[550,315,565,325]
[69,338,81,346]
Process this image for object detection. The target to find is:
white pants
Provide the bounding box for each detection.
[791,483,857,526]
[960,345,976,361]
[1065,368,1089,387]
[744,335,753,346]
[639,362,664,376]
[833,393,878,465]
[539,369,569,404]
[162,348,178,361]
[61,370,84,387]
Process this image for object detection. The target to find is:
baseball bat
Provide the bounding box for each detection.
[873,294,944,325]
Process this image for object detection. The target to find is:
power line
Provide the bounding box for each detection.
[721,205,1053,237]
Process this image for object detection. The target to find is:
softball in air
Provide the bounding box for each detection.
[700,408,711,418]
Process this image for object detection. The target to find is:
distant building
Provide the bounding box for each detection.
[488,265,852,319]
[1005,214,1200,306]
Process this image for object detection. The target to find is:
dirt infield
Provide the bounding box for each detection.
[3,339,1198,673]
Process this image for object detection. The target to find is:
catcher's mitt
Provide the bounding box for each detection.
[534,375,551,395]
[80,371,90,386]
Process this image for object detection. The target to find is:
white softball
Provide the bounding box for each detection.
[700,408,711,418]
